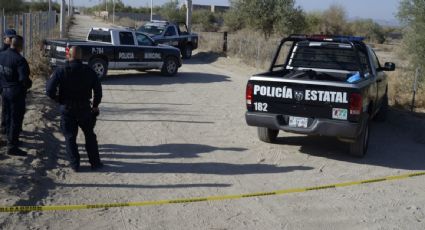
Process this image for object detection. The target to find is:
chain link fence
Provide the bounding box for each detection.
[0,11,58,60]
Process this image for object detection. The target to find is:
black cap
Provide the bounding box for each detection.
[4,29,17,38]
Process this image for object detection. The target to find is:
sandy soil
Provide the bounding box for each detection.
[0,15,424,230]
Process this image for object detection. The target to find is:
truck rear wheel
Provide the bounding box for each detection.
[161,56,179,76]
[181,44,192,59]
[257,127,279,143]
[349,120,370,157]
[90,58,108,79]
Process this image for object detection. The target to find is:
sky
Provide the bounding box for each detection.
[74,0,400,21]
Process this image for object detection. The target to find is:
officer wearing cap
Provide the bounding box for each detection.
[0,29,17,140]
[46,46,103,172]
[0,29,16,52]
[0,35,32,156]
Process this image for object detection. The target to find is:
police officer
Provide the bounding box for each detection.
[46,46,103,172]
[0,35,32,156]
[0,29,17,140]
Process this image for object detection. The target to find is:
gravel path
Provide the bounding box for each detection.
[1,15,424,230]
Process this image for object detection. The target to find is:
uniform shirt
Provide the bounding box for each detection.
[0,44,10,52]
[46,60,102,107]
[0,48,32,89]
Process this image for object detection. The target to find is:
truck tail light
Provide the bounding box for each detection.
[246,83,253,105]
[349,93,362,115]
[65,46,70,59]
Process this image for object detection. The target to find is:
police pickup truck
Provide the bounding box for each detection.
[44,27,182,78]
[138,21,198,59]
[245,35,396,157]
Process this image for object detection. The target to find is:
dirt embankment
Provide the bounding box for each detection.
[0,78,64,226]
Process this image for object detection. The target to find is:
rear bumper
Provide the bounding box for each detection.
[245,112,368,140]
[49,57,67,67]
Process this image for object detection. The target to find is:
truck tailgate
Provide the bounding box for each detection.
[247,78,362,123]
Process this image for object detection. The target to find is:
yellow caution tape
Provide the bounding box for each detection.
[1,171,424,213]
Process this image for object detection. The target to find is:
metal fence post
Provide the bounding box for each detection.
[411,67,420,112]
[22,13,26,57]
[3,14,7,32]
[29,13,33,58]
[0,14,3,47]
[14,15,18,33]
[223,32,227,53]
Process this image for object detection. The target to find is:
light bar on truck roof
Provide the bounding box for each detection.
[288,34,365,42]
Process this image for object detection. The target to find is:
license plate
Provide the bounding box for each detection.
[288,116,308,128]
[332,108,348,120]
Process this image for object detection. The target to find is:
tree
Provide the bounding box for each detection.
[192,10,220,32]
[0,0,24,13]
[322,4,349,34]
[398,0,425,76]
[159,0,185,22]
[223,8,244,32]
[349,19,385,44]
[228,0,302,39]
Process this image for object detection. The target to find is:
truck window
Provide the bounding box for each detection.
[164,26,177,36]
[88,30,112,43]
[138,23,165,35]
[119,32,135,46]
[288,41,360,71]
[369,48,381,70]
[273,41,294,70]
[178,24,188,35]
[358,51,371,74]
[136,33,154,46]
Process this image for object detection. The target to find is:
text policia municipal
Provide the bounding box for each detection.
[253,85,349,104]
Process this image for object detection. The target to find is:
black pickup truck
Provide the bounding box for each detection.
[44,27,182,78]
[245,35,396,157]
[138,21,198,59]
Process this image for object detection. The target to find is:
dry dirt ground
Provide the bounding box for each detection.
[1,15,425,230]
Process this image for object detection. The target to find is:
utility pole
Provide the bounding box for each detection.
[68,0,71,16]
[60,0,65,38]
[48,0,52,12]
[186,0,192,33]
[112,0,115,24]
[150,0,153,21]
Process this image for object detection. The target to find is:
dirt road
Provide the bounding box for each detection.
[1,15,425,230]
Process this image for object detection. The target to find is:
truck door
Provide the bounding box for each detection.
[135,33,163,69]
[115,31,138,68]
[369,47,387,105]
[160,26,179,47]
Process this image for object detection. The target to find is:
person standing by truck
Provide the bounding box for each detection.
[0,29,17,142]
[0,35,32,156]
[46,46,103,172]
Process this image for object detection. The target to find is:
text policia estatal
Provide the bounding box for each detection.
[253,85,349,104]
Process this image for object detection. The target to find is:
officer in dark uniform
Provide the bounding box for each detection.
[0,35,32,156]
[46,46,103,172]
[0,29,17,139]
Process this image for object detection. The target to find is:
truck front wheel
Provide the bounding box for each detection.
[90,58,108,79]
[161,56,179,76]
[257,127,279,143]
[349,120,370,157]
[181,44,192,59]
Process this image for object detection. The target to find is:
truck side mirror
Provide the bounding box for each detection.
[382,62,395,71]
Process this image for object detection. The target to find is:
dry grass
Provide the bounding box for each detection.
[113,17,143,29]
[28,39,51,80]
[197,29,281,69]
